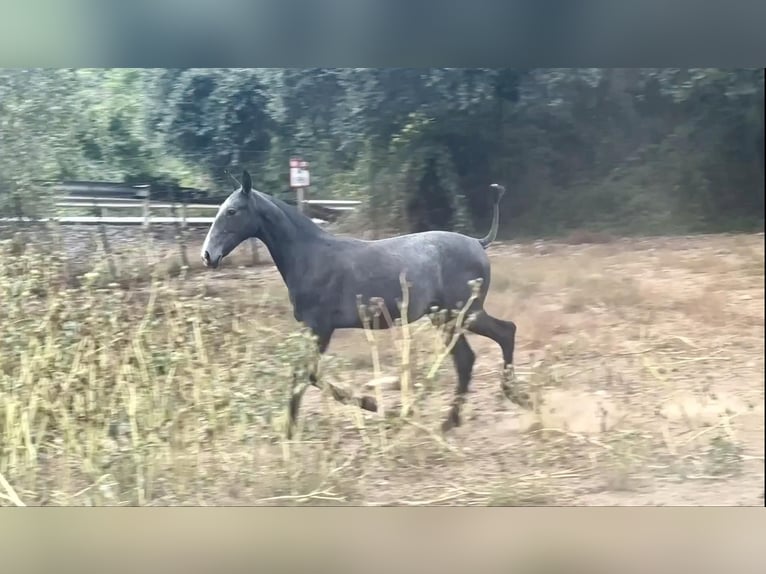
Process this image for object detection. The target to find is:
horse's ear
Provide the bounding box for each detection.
[241,170,252,194]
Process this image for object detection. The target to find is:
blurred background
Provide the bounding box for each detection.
[1,68,763,237]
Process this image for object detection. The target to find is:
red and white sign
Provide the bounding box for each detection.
[289,157,310,188]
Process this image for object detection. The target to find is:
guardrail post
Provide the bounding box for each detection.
[142,194,150,231]
[93,198,117,279]
[139,188,155,265]
[181,203,189,264]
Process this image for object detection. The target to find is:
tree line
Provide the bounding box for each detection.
[1,68,763,237]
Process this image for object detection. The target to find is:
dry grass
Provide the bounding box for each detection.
[563,229,618,245]
[0,227,763,506]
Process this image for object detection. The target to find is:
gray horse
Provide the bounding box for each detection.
[201,170,529,436]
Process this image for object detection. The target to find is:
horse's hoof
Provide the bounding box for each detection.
[511,393,534,411]
[503,384,533,408]
[441,411,461,433]
[358,395,378,412]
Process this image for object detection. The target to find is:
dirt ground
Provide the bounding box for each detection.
[182,230,764,506]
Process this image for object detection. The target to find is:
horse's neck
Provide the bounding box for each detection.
[256,199,321,291]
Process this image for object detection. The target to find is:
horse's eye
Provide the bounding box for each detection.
[226,208,236,216]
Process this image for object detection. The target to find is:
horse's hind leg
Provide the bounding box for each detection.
[466,309,532,409]
[441,332,476,432]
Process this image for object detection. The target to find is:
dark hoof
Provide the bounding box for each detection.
[505,390,534,410]
[441,409,461,433]
[358,395,378,412]
[509,391,534,410]
[286,412,299,440]
[502,367,534,411]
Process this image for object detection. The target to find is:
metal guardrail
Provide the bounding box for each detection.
[56,201,220,210]
[2,182,362,268]
[54,196,361,208]
[50,181,363,207]
[1,181,362,227]
[0,216,328,226]
[55,201,357,212]
[1,216,212,226]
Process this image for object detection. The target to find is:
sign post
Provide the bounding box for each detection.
[289,157,310,213]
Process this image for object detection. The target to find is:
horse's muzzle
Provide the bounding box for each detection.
[202,250,221,269]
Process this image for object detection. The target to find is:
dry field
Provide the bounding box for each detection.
[0,225,763,506]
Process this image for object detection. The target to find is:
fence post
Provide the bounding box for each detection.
[181,201,189,265]
[141,187,155,266]
[12,192,24,225]
[170,185,189,268]
[93,197,118,279]
[142,193,150,231]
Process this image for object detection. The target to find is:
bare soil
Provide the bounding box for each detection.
[178,231,764,506]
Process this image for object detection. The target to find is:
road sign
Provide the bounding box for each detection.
[289,157,310,188]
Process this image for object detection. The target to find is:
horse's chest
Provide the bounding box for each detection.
[289,290,323,321]
[289,292,303,316]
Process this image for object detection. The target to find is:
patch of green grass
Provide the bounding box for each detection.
[704,434,744,477]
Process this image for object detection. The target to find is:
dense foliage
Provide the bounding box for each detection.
[1,68,763,237]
